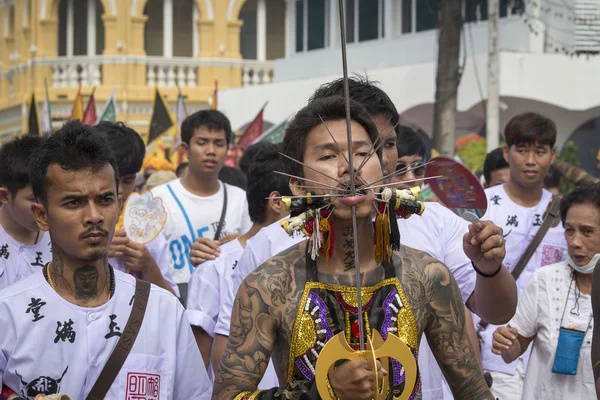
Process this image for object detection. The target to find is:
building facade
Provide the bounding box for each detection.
[218,0,600,152]
[0,0,282,142]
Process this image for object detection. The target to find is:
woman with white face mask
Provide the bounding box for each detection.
[492,184,600,400]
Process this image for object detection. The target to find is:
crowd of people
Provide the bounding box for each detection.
[0,76,598,400]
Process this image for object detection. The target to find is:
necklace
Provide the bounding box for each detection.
[44,263,115,301]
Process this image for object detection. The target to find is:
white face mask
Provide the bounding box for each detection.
[567,253,600,274]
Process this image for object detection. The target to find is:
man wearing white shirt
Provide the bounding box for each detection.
[0,121,210,399]
[476,112,568,399]
[96,121,179,297]
[215,78,517,399]
[187,144,290,390]
[0,136,52,292]
[152,110,252,289]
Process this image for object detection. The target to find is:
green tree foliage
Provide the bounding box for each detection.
[558,141,579,195]
[457,139,487,174]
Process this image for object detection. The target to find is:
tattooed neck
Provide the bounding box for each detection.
[49,247,110,304]
[327,219,377,273]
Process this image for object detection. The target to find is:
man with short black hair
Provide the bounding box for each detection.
[0,121,210,398]
[188,145,289,390]
[152,110,252,290]
[483,148,510,188]
[0,136,52,291]
[477,112,569,399]
[96,121,178,296]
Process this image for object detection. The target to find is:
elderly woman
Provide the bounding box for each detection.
[492,184,600,399]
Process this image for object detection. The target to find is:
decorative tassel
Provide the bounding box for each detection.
[388,189,401,252]
[319,209,334,263]
[310,210,321,260]
[374,212,390,264]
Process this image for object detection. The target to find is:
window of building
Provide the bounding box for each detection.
[58,0,105,57]
[240,0,258,59]
[401,0,439,34]
[144,0,195,58]
[8,3,16,36]
[345,0,384,43]
[295,0,328,52]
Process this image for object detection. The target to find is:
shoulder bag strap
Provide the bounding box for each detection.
[478,195,561,331]
[510,194,561,281]
[86,279,151,400]
[213,184,228,241]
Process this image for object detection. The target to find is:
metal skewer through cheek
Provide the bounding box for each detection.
[337,0,365,351]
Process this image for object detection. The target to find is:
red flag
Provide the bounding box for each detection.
[236,104,267,150]
[83,87,97,125]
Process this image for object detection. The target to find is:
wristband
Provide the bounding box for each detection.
[472,262,502,278]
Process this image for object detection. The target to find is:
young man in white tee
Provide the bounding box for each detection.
[187,144,290,390]
[214,78,517,400]
[96,121,178,297]
[0,136,52,292]
[477,112,568,399]
[0,121,210,399]
[151,110,252,289]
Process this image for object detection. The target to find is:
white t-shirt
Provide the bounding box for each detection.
[0,269,211,399]
[108,232,180,297]
[216,203,477,399]
[0,225,52,292]
[510,262,594,400]
[476,185,568,375]
[187,238,279,390]
[151,179,252,284]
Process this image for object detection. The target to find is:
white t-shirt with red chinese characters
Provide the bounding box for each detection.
[475,184,568,376]
[0,225,52,292]
[0,269,211,399]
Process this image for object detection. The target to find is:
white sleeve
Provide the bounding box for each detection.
[174,306,213,399]
[441,209,476,304]
[213,244,261,336]
[509,269,541,338]
[148,233,180,297]
[240,197,253,234]
[187,261,221,337]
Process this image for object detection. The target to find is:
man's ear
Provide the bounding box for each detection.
[289,178,306,197]
[503,145,510,163]
[550,147,557,164]
[182,142,189,158]
[268,191,284,214]
[30,202,50,232]
[118,194,124,209]
[0,187,10,205]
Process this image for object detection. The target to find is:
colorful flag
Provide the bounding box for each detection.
[83,87,97,125]
[27,92,41,136]
[69,86,84,121]
[96,86,118,124]
[210,80,218,110]
[236,102,268,150]
[252,114,293,145]
[147,87,175,145]
[40,79,52,134]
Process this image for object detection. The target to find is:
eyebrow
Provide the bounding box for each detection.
[314,140,372,152]
[60,191,116,202]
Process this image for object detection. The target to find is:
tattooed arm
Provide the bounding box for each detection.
[412,254,493,399]
[212,258,318,400]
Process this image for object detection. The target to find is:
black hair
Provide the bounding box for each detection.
[544,165,561,190]
[504,112,557,148]
[181,110,233,146]
[219,166,247,190]
[246,144,293,223]
[483,148,509,184]
[397,125,427,159]
[29,121,119,204]
[560,184,600,225]
[309,75,400,135]
[176,162,189,178]
[0,135,44,196]
[281,96,381,178]
[95,121,145,177]
[239,142,273,175]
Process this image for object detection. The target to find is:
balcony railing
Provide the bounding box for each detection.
[20,56,275,88]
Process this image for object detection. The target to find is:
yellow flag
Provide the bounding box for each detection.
[70,86,84,121]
